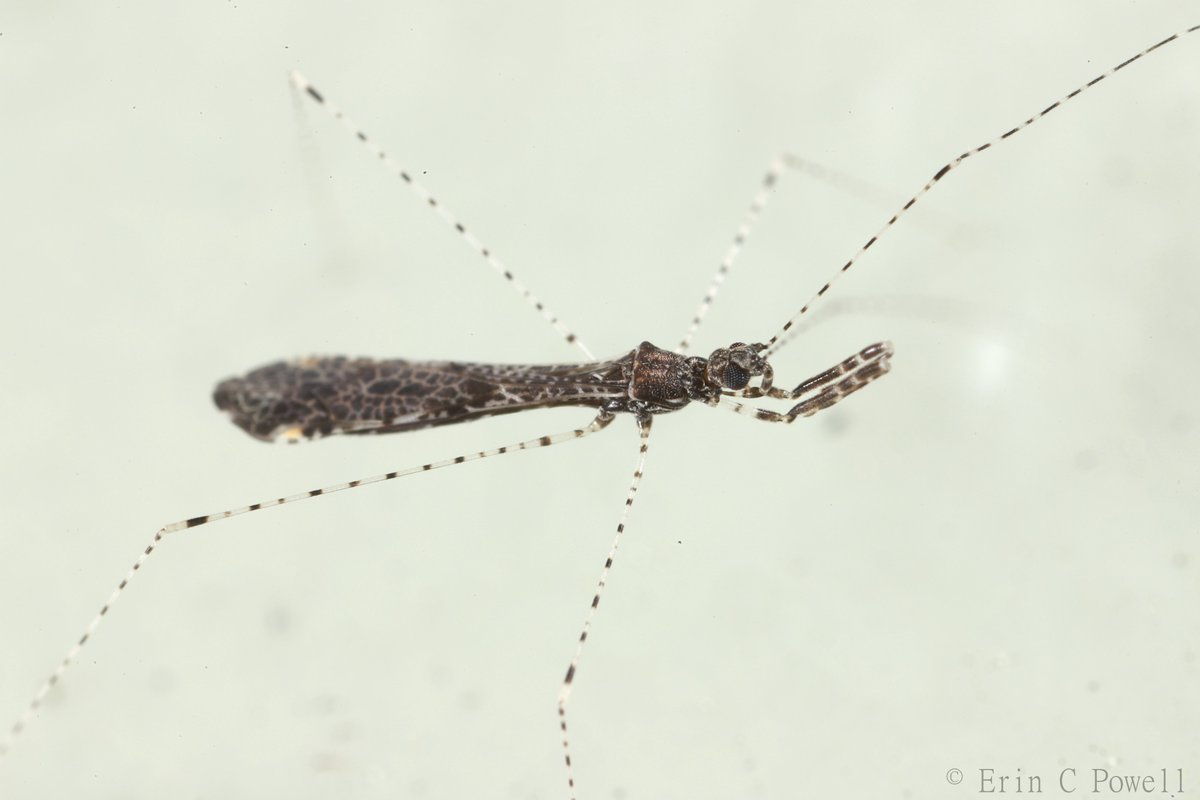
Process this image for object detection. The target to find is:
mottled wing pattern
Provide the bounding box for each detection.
[213,355,632,442]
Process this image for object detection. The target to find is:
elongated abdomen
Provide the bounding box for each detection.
[214,355,631,442]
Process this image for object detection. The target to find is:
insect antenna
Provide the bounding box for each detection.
[760,25,1200,358]
[676,153,925,355]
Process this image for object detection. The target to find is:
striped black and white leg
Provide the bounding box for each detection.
[760,25,1200,358]
[678,151,961,356]
[717,342,892,423]
[739,341,892,402]
[0,411,617,757]
[558,413,653,799]
[677,154,793,354]
[290,71,595,360]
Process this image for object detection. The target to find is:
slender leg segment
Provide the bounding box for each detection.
[760,25,1200,358]
[676,155,794,354]
[558,414,653,799]
[290,72,595,360]
[0,412,616,756]
[678,152,951,355]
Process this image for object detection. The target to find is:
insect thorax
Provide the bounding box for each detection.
[625,340,769,414]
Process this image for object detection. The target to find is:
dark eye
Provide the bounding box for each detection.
[722,363,750,390]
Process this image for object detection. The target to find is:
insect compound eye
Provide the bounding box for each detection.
[721,362,750,390]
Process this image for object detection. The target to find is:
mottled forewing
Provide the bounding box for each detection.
[213,355,630,442]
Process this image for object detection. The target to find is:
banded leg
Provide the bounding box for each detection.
[676,153,934,355]
[290,72,595,360]
[737,341,893,400]
[761,25,1200,358]
[0,411,616,757]
[558,414,653,799]
[676,154,796,354]
[718,342,892,423]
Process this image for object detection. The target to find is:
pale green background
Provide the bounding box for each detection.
[1,2,1197,798]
